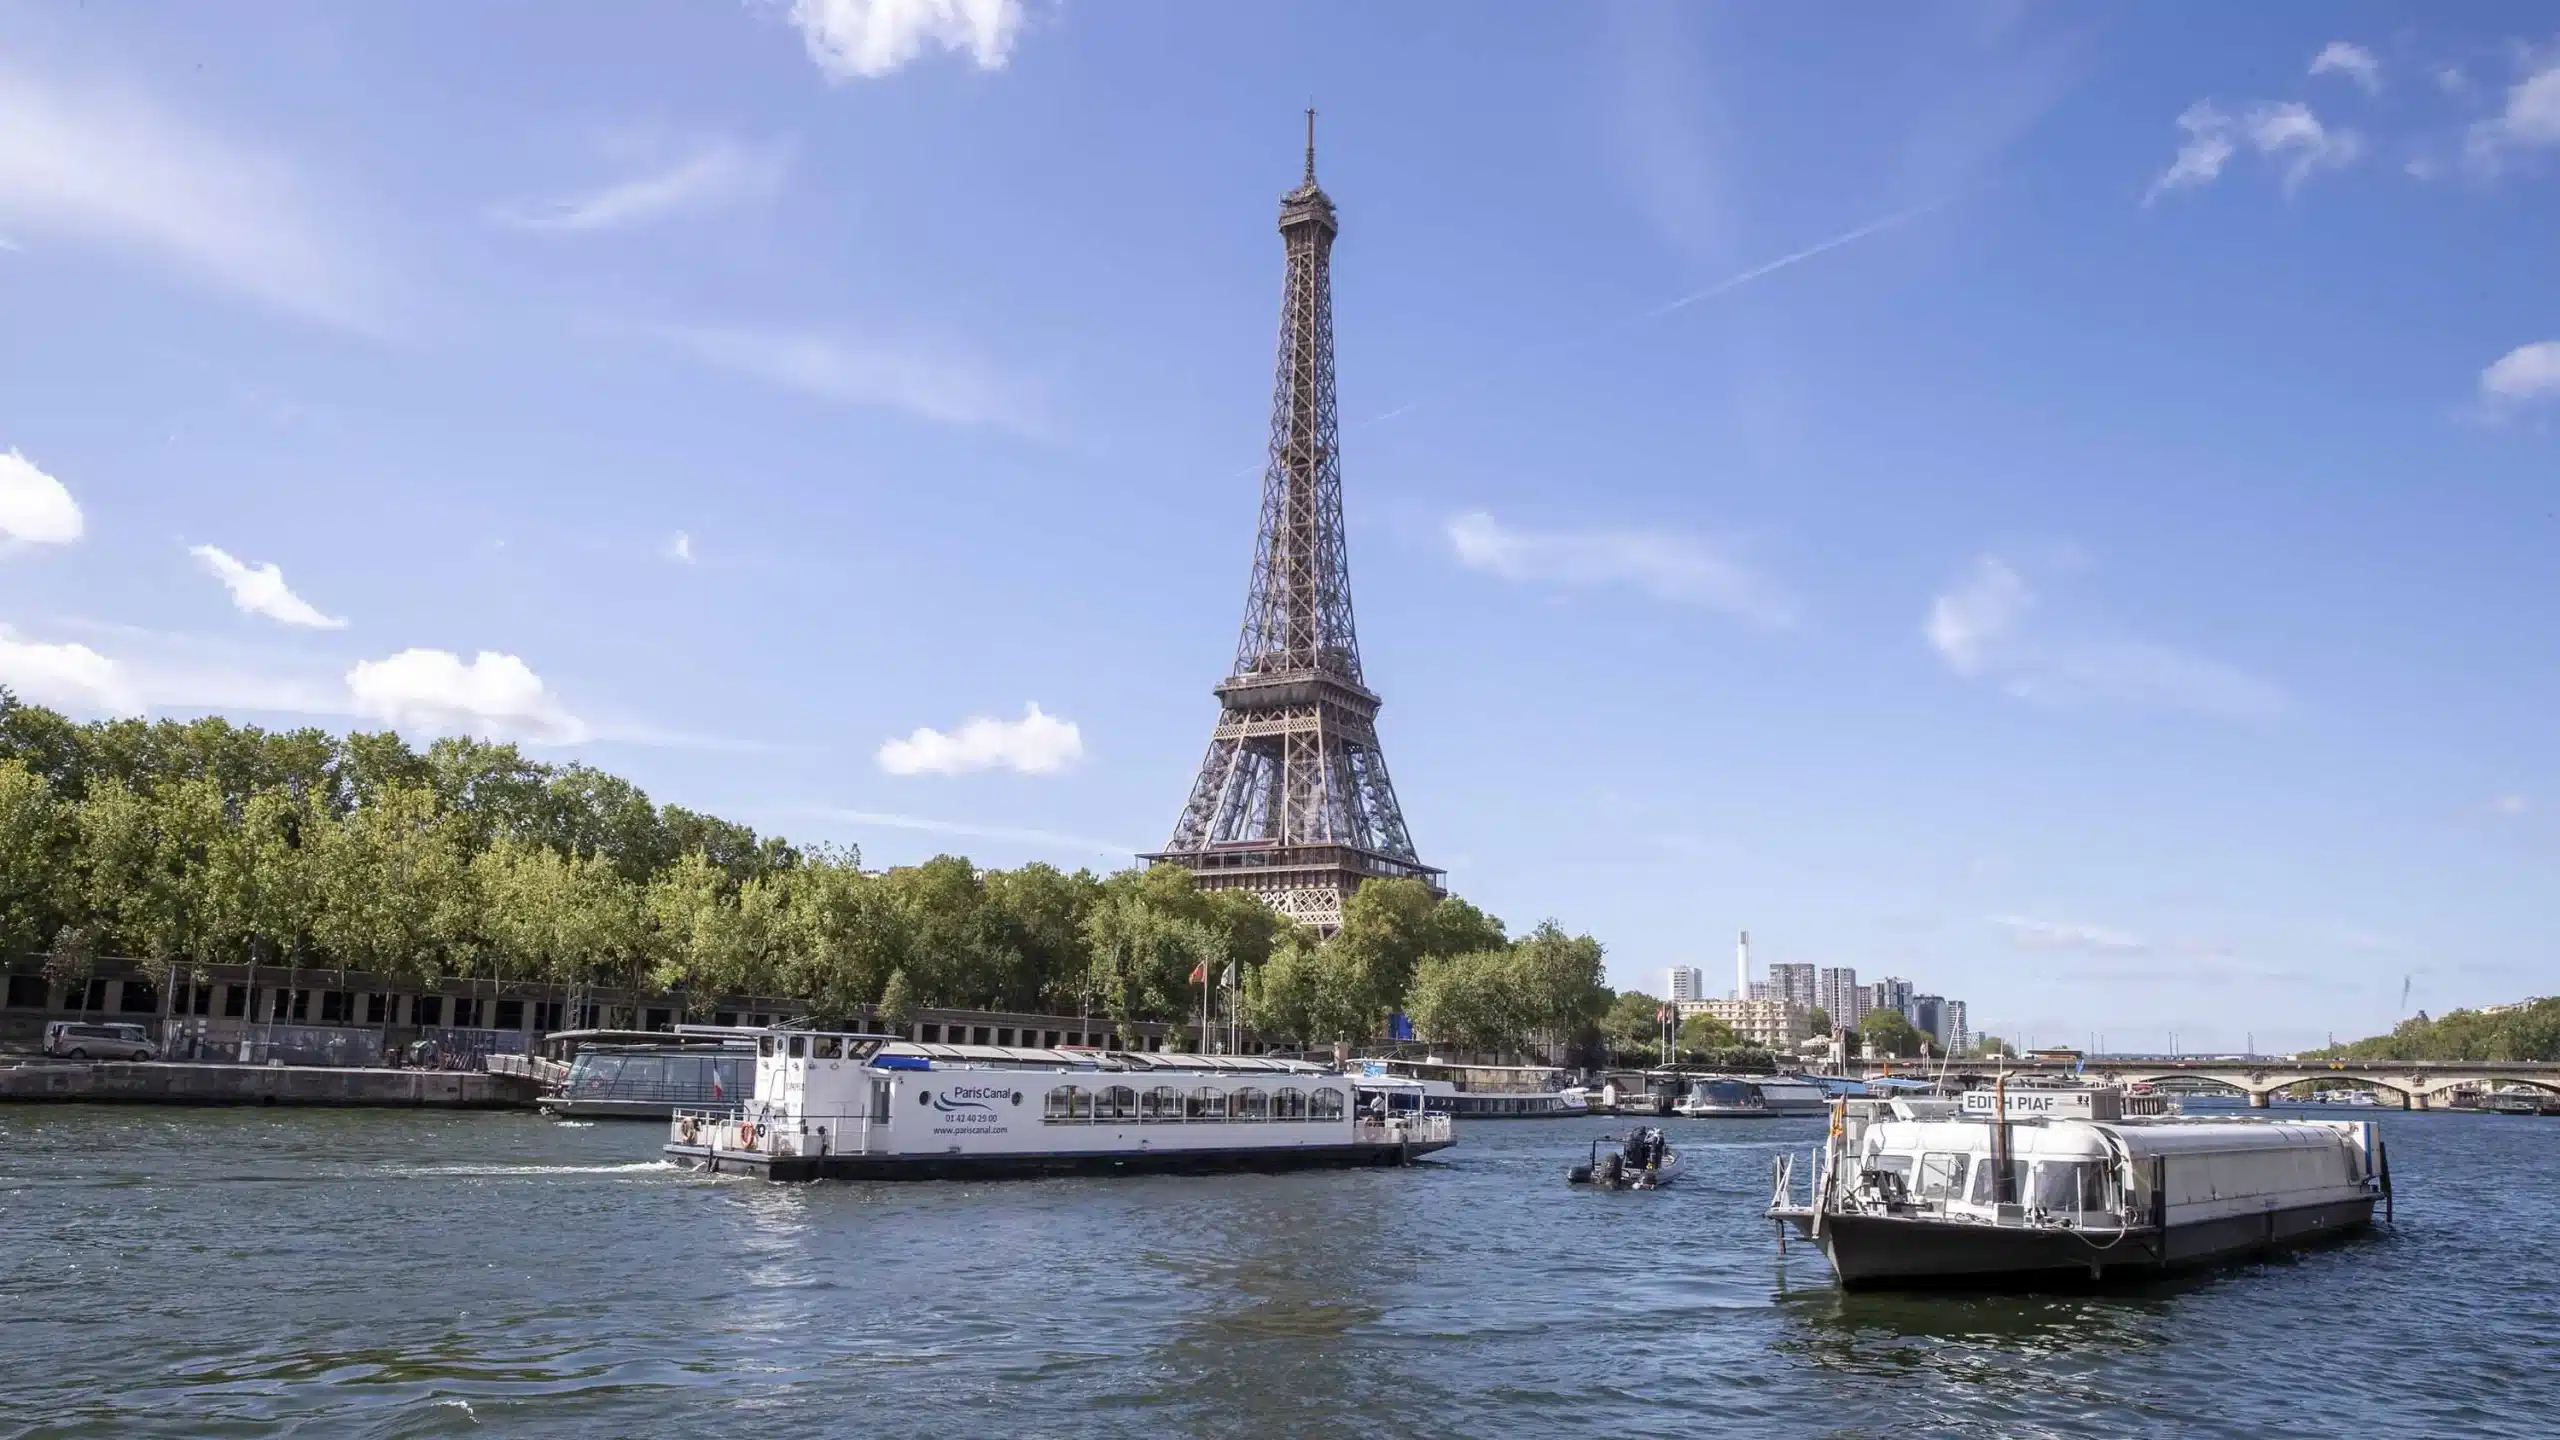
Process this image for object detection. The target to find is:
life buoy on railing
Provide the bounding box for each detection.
[737,1121,759,1150]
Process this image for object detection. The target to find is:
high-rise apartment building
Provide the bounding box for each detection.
[1817,967,1864,1029]
[1912,994,1947,1050]
[1945,1000,1971,1055]
[1769,962,1818,1011]
[1869,976,1915,1023]
[1667,967,1705,1003]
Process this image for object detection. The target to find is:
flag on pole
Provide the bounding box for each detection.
[1220,963,1237,988]
[1189,962,1206,984]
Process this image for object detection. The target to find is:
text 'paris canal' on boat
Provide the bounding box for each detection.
[1766,1084,2390,1289]
[1355,1058,1586,1117]
[666,1031,1457,1181]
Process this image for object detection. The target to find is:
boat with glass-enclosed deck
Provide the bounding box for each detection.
[665,1030,1456,1181]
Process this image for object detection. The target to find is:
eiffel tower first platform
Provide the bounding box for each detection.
[1144,115,1442,932]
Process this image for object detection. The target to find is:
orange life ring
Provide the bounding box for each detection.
[737,1121,759,1149]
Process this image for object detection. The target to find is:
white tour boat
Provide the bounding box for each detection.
[1358,1058,1586,1118]
[665,1031,1456,1181]
[1768,1083,2390,1289]
[1675,1074,1828,1119]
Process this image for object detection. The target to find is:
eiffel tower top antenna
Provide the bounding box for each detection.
[1144,116,1439,933]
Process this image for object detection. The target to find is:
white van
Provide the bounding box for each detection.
[44,1021,155,1061]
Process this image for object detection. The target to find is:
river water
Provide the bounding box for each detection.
[1,1103,2552,1438]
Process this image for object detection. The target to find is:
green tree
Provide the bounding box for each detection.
[1807,1005,1831,1035]
[876,968,915,1031]
[1972,1034,2017,1059]
[1678,1013,1739,1056]
[1860,1009,1926,1059]
[0,757,69,959]
[1601,990,1668,1065]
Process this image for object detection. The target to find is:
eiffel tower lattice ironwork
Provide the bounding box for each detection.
[1145,114,1441,931]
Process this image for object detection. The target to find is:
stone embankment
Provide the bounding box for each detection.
[0,1060,537,1109]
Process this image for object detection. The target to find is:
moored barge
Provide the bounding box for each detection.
[666,1030,1455,1181]
[1769,1083,2389,1289]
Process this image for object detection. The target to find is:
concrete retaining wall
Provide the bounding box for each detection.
[0,1061,537,1109]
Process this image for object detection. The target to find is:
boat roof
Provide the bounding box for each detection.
[874,1042,1340,1075]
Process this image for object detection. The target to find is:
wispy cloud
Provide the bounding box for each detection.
[189,544,346,629]
[877,704,1082,777]
[1925,554,2286,722]
[1445,511,1796,627]
[2143,99,2361,204]
[2489,793,2530,817]
[2479,340,2560,413]
[0,63,382,331]
[787,0,1025,81]
[664,531,697,565]
[0,624,126,711]
[2309,42,2382,95]
[492,136,789,233]
[652,324,1023,430]
[1992,914,2148,955]
[0,449,84,548]
[801,806,1136,860]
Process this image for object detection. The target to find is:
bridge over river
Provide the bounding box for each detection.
[1855,1056,2560,1109]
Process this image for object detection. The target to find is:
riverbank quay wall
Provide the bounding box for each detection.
[3,956,1204,1058]
[0,1061,537,1108]
[1851,1057,2560,1109]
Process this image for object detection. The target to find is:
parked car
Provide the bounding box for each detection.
[44,1021,155,1061]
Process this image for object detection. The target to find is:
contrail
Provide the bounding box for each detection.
[1356,199,1946,429]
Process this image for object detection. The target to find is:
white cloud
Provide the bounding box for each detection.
[0,449,83,548]
[2246,102,2364,192]
[1923,556,2029,674]
[2490,793,2529,817]
[802,806,1136,858]
[1444,511,1795,627]
[654,324,1019,429]
[2143,102,2237,204]
[188,544,347,629]
[1925,555,2286,722]
[788,0,1024,81]
[2145,99,2361,203]
[2467,53,2560,172]
[346,649,588,743]
[0,64,380,331]
[877,703,1081,776]
[665,531,696,564]
[2480,341,2560,409]
[1992,914,2148,955]
[492,137,789,233]
[2437,64,2470,95]
[0,625,125,710]
[2309,42,2382,94]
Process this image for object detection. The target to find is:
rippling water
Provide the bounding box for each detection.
[1,1104,2553,1437]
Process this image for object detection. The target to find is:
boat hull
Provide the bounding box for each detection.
[1819,1196,2376,1290]
[665,1137,1453,1182]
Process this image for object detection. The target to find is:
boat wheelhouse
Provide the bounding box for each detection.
[535,1030,753,1120]
[1769,1084,2388,1289]
[666,1032,1455,1181]
[1358,1058,1586,1118]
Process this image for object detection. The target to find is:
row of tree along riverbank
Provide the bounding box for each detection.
[0,694,1614,1058]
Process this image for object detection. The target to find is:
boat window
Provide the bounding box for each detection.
[786,1035,807,1059]
[1311,1088,1345,1121]
[1045,1084,1089,1123]
[2032,1161,2112,1213]
[1142,1084,1181,1120]
[813,1037,843,1060]
[1970,1158,2031,1206]
[758,1036,774,1058]
[1917,1152,1969,1202]
[1232,1087,1270,1121]
[1187,1087,1227,1120]
[1272,1086,1307,1121]
[1101,1085,1137,1121]
[1869,1154,1916,1181]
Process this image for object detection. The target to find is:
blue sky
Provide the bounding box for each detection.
[3,1,2556,1052]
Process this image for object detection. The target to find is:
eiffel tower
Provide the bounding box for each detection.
[1146,114,1441,932]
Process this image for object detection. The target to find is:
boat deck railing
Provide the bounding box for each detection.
[671,1106,891,1160]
